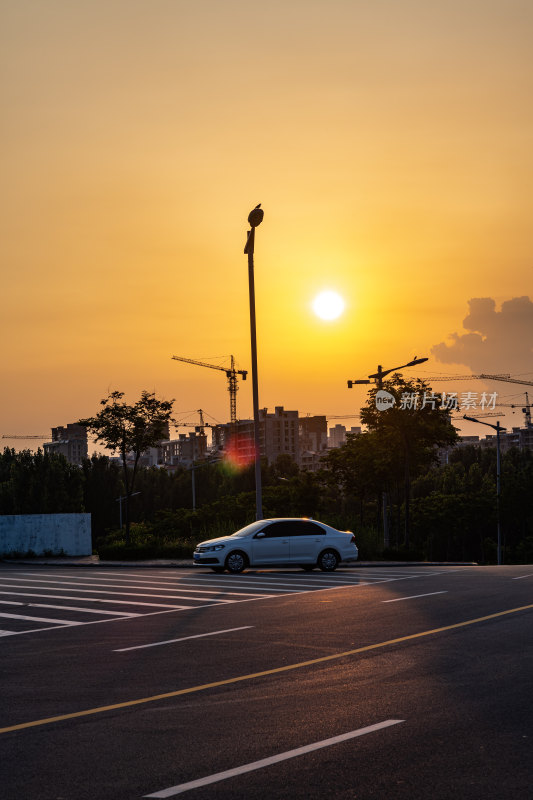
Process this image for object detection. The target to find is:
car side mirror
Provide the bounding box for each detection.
[254,532,266,539]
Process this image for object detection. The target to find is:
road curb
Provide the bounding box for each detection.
[1,558,478,569]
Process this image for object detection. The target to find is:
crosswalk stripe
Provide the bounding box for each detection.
[0,567,458,638]
[16,573,273,596]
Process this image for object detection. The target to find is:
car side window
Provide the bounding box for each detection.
[276,521,327,536]
[289,521,326,536]
[260,522,290,538]
[304,522,326,535]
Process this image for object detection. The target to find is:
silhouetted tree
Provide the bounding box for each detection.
[79,391,173,544]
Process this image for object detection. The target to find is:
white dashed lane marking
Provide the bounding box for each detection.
[114,626,253,652]
[382,591,448,603]
[144,720,405,797]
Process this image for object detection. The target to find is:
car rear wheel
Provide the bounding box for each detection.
[225,551,248,574]
[318,549,339,572]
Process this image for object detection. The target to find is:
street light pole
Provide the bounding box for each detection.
[496,422,502,565]
[347,357,428,549]
[115,492,141,529]
[244,205,264,520]
[464,415,505,565]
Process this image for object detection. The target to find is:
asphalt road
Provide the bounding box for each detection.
[0,564,531,799]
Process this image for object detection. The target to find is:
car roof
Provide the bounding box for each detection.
[261,518,326,524]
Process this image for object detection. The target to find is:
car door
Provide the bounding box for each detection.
[250,521,291,565]
[288,520,327,563]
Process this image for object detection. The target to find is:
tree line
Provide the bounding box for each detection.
[1,380,532,563]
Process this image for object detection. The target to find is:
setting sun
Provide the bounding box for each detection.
[312,291,345,321]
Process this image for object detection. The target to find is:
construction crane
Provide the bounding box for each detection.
[171,355,247,424]
[173,409,215,435]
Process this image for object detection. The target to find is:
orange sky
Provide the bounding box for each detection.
[2,0,532,448]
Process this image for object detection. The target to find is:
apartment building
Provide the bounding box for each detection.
[43,423,88,465]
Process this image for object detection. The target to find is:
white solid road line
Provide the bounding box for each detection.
[0,576,242,599]
[512,574,533,580]
[28,603,137,617]
[0,611,83,625]
[382,591,448,603]
[0,590,189,608]
[114,626,253,652]
[144,719,404,798]
[0,582,234,603]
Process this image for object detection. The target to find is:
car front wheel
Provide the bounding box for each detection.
[318,549,339,572]
[225,551,248,574]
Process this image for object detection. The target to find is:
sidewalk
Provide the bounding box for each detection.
[1,555,478,568]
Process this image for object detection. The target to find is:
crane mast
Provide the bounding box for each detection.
[171,355,247,424]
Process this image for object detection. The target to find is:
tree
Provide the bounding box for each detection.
[325,430,394,527]
[79,391,174,543]
[360,375,458,547]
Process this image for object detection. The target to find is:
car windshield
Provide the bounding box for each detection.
[230,521,269,538]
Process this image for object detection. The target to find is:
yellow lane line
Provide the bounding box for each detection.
[2,603,532,735]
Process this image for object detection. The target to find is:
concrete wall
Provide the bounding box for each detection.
[0,514,92,556]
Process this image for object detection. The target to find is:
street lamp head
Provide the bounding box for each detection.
[248,204,264,228]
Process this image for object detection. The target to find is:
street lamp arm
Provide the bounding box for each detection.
[463,414,506,432]
[368,357,428,380]
[349,357,428,388]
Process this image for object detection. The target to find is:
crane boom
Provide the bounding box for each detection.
[171,355,247,424]
[424,373,509,381]
[172,356,230,373]
[425,373,533,387]
[2,434,49,439]
[477,374,533,387]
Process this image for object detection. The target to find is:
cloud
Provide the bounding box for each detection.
[431,296,533,374]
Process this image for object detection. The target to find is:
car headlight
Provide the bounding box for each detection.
[205,544,225,551]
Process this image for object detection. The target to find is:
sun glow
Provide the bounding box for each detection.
[312,291,345,321]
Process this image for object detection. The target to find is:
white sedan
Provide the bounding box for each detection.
[193,518,358,573]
